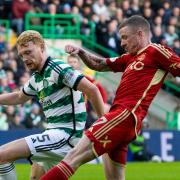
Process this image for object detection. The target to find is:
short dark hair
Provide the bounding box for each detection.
[119,15,150,33]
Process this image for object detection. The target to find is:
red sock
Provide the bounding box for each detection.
[40,161,74,180]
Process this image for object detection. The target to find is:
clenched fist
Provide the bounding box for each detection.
[65,45,81,55]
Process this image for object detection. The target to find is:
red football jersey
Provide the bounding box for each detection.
[106,43,180,122]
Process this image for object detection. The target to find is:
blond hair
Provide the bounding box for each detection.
[16,30,45,47]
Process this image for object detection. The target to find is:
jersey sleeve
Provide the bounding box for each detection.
[22,77,37,96]
[152,44,180,77]
[106,54,129,72]
[58,64,84,90]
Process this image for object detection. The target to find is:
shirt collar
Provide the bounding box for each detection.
[39,56,51,75]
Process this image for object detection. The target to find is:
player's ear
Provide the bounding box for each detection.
[40,43,45,52]
[137,30,143,37]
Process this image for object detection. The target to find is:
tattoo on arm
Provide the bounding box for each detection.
[78,49,110,71]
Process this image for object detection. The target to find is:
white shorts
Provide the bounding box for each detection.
[25,129,80,171]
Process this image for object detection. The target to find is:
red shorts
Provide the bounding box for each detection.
[84,108,141,165]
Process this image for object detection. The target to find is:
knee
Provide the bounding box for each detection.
[106,174,125,180]
[30,176,38,180]
[64,148,78,162]
[63,148,82,169]
[31,173,43,180]
[104,165,125,180]
[0,149,8,163]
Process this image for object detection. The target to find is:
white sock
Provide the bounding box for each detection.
[0,163,17,180]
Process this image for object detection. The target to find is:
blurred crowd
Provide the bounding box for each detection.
[1,0,180,52]
[0,0,179,130]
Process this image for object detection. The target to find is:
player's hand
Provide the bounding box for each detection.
[65,45,80,55]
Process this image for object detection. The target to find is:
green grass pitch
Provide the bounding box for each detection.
[16,162,180,180]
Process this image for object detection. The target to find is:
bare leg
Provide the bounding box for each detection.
[0,138,30,163]
[0,138,30,180]
[63,135,96,170]
[40,134,97,180]
[31,163,45,180]
[102,153,125,180]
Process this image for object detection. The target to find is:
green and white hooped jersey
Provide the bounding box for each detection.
[23,57,86,138]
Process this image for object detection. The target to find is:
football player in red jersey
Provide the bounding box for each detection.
[41,15,180,180]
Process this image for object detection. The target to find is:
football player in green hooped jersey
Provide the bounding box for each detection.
[0,30,104,180]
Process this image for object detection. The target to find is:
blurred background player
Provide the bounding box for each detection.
[67,54,110,129]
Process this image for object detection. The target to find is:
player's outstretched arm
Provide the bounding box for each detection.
[77,77,104,118]
[0,91,31,105]
[65,45,110,72]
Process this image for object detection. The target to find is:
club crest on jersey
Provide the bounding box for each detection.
[137,53,146,61]
[43,79,49,88]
